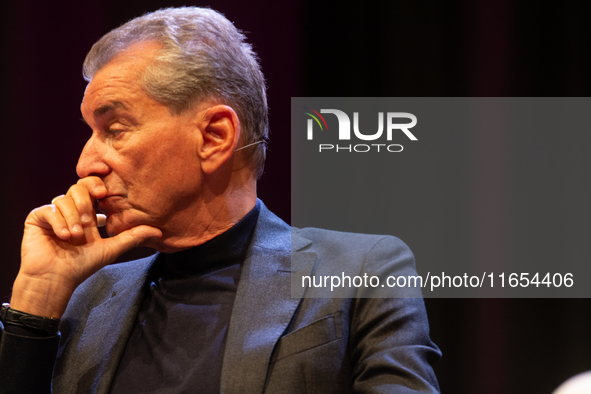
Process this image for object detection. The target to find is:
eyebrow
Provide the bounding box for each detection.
[93,101,127,117]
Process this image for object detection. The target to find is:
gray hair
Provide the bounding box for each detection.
[83,7,268,178]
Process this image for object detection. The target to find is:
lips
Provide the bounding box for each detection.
[97,195,123,214]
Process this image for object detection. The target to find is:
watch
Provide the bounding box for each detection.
[0,303,60,335]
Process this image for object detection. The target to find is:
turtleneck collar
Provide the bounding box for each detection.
[159,200,261,278]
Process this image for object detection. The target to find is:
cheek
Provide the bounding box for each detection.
[116,119,200,197]
[128,139,199,195]
[120,135,170,182]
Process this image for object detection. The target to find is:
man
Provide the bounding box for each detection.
[0,7,440,393]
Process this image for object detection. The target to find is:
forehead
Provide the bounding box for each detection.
[81,41,163,116]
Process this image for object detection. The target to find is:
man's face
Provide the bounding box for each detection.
[78,42,205,237]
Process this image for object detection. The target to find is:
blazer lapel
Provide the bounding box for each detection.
[55,255,158,394]
[220,203,317,393]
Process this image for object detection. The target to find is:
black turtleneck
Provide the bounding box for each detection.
[110,202,260,394]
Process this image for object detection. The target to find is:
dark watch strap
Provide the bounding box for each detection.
[1,303,59,335]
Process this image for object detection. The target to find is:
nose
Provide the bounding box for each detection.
[76,134,111,178]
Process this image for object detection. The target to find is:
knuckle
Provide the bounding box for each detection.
[28,206,44,216]
[68,183,83,195]
[68,184,92,207]
[76,178,89,188]
[55,195,73,210]
[25,207,42,223]
[29,204,55,218]
[51,194,66,205]
[25,205,61,227]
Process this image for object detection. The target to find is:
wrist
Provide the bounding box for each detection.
[11,275,73,319]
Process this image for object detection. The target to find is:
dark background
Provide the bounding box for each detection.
[1,1,590,393]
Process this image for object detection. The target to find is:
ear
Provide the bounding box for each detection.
[197,105,240,174]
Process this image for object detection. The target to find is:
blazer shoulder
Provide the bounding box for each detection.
[293,226,413,256]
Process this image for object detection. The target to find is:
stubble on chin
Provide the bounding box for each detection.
[104,211,135,237]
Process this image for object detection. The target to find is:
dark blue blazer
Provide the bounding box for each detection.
[1,201,440,393]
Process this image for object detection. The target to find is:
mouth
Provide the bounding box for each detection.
[96,195,124,214]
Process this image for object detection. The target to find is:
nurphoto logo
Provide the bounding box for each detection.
[303,108,418,153]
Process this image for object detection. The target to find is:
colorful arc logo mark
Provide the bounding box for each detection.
[303,107,329,132]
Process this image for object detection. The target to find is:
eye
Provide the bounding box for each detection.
[108,129,124,138]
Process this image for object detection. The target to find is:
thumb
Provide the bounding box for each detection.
[102,225,163,261]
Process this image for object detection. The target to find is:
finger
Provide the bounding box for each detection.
[28,205,72,240]
[99,225,162,265]
[67,183,96,227]
[76,177,108,199]
[70,214,107,246]
[51,194,65,205]
[51,194,84,238]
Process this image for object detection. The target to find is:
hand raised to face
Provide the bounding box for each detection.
[11,176,162,319]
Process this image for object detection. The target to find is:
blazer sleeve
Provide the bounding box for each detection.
[348,236,441,393]
[0,321,59,394]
